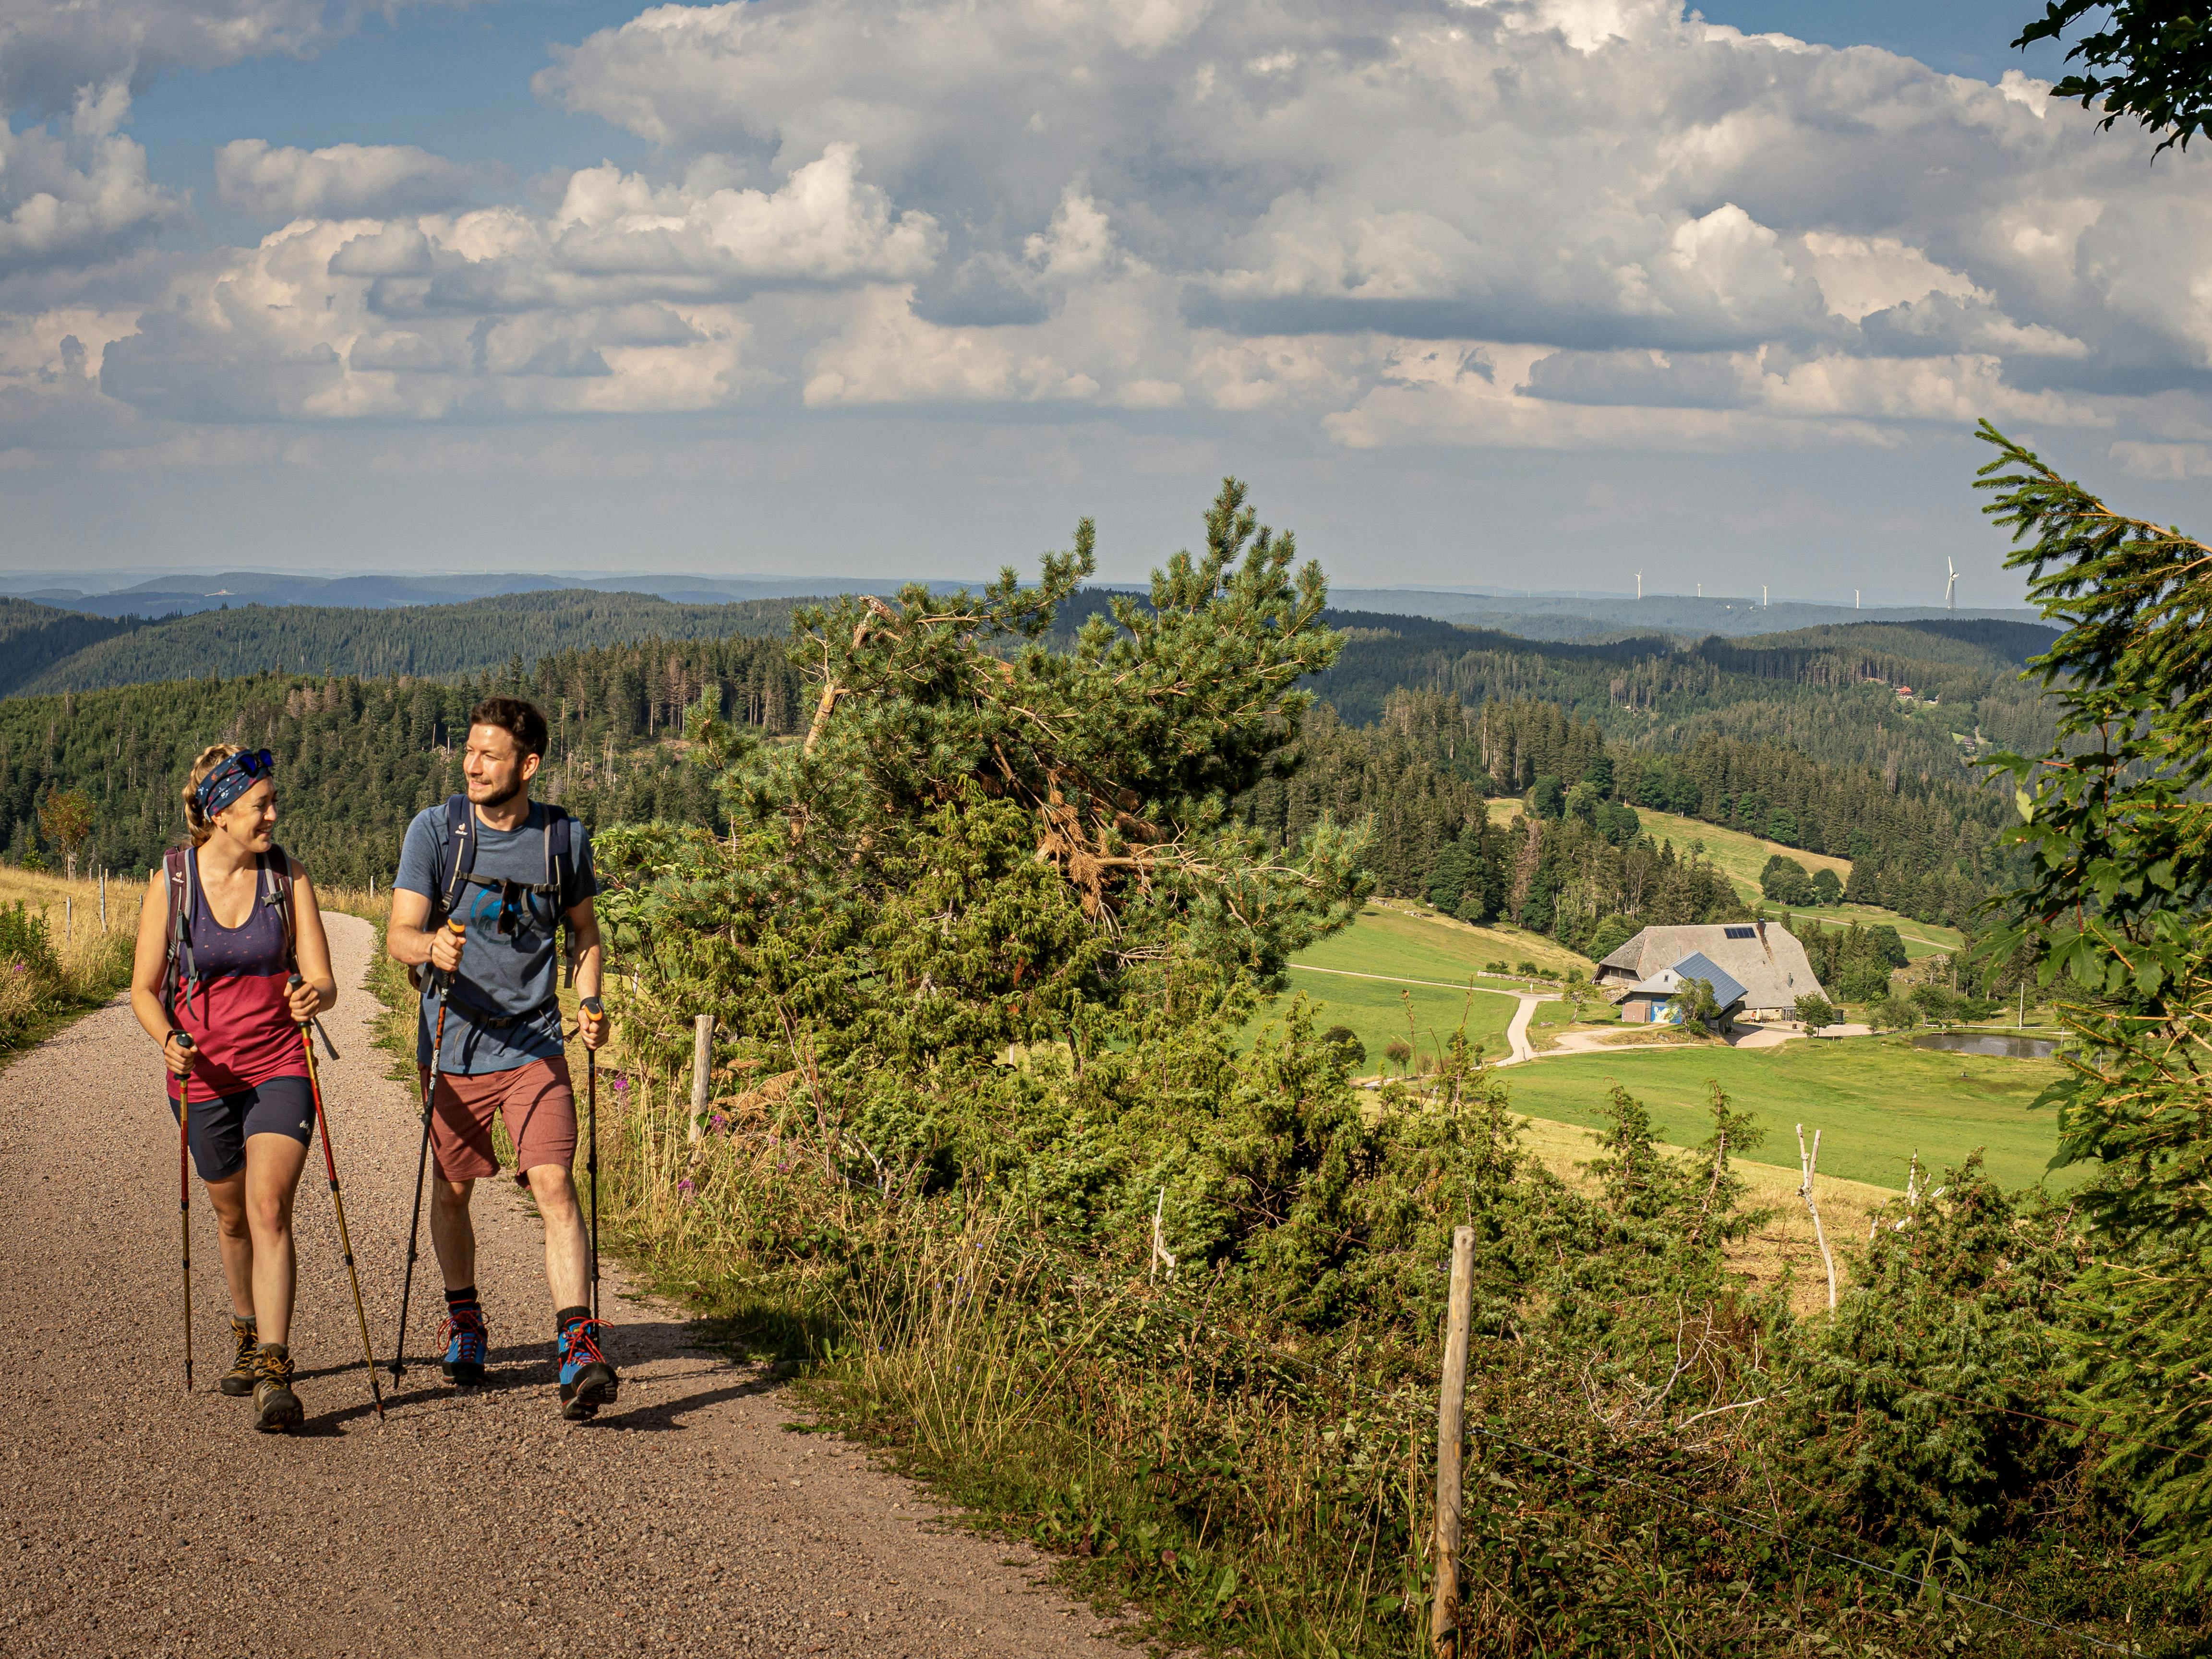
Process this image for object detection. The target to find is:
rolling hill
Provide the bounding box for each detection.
[0,590,808,697]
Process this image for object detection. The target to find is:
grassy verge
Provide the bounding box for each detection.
[0,867,140,1068]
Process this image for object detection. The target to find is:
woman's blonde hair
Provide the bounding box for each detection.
[182,743,243,848]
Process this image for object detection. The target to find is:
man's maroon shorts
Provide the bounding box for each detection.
[422,1057,577,1183]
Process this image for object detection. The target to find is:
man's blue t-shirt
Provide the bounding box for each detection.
[394,800,597,1075]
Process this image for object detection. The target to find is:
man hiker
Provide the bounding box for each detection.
[387,696,617,1419]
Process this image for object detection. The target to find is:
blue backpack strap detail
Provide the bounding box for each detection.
[433,793,477,926]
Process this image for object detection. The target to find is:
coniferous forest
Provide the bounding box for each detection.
[0,580,2022,946]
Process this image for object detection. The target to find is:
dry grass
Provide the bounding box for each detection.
[1514,1111,1892,1318]
[319,884,391,925]
[0,866,144,981]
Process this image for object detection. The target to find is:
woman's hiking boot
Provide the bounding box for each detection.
[440,1304,489,1387]
[252,1343,303,1433]
[556,1312,618,1421]
[220,1315,259,1398]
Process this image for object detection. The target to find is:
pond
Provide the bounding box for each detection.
[1911,1032,2059,1060]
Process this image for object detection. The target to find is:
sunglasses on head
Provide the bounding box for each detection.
[195,749,277,816]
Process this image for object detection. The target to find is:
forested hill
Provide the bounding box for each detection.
[1318,611,2060,791]
[0,600,143,696]
[0,589,806,698]
[1241,689,2004,937]
[0,634,806,886]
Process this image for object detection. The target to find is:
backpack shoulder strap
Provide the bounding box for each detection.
[260,846,297,971]
[539,803,581,987]
[540,804,577,911]
[434,794,477,924]
[161,847,196,1012]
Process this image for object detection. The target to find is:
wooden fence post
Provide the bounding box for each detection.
[1796,1123,1837,1311]
[689,1013,714,1144]
[1431,1224,1476,1656]
[98,869,107,934]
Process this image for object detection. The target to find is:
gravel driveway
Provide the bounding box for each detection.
[0,912,1126,1659]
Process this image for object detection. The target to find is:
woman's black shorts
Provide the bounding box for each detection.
[168,1076,314,1182]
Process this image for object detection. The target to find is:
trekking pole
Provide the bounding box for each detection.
[175,1033,197,1393]
[391,919,465,1387]
[581,997,603,1322]
[293,975,385,1422]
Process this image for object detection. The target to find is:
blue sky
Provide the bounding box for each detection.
[1,0,2205,602]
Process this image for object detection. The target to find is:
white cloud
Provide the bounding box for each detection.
[549,143,940,289]
[15,0,2212,487]
[0,83,176,275]
[216,140,495,219]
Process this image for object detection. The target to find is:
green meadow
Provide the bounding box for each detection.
[1252,906,1579,1070]
[1501,1036,2073,1192]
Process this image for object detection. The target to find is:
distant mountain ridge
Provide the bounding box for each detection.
[1,577,2063,705]
[0,570,955,619]
[1320,587,2042,640]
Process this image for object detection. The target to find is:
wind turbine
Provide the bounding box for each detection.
[1945,557,1958,611]
[1762,583,1769,608]
[1635,571,1642,601]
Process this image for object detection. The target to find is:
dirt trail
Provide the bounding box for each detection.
[0,913,1125,1659]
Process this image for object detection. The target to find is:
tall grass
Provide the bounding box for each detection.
[577,1030,1443,1653]
[0,866,139,1057]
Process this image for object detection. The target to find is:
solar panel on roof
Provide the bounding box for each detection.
[1723,926,1756,939]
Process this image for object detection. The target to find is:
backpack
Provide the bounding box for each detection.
[409,794,585,996]
[162,843,295,1019]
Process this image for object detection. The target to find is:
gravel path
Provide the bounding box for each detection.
[0,913,1127,1659]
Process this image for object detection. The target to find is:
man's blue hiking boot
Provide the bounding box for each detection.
[440,1304,489,1387]
[557,1314,618,1421]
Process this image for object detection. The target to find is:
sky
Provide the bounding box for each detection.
[0,0,2204,604]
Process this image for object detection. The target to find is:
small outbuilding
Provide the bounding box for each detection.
[1616,952,1749,1027]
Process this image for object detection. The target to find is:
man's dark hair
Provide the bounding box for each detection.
[469,696,549,761]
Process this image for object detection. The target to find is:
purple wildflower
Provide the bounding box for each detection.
[678,1177,695,1194]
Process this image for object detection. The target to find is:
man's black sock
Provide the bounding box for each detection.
[556,1304,590,1334]
[445,1285,479,1309]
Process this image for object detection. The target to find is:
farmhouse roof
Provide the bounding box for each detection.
[1626,952,1747,1010]
[1597,922,1825,1012]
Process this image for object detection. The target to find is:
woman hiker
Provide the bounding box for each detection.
[132,744,338,1432]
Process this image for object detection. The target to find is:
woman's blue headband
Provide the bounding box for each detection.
[195,749,275,818]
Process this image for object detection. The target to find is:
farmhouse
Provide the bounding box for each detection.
[1596,922,1826,1022]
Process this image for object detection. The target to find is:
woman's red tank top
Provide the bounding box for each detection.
[167,851,304,1101]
